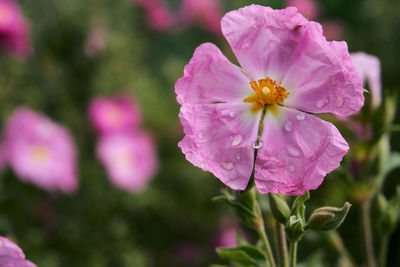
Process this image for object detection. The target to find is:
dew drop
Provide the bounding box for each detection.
[335,96,344,108]
[220,161,235,171]
[289,165,296,172]
[242,40,251,49]
[231,135,243,147]
[316,98,328,108]
[235,153,241,160]
[198,132,204,139]
[229,111,236,118]
[288,146,302,157]
[284,121,293,132]
[296,113,306,121]
[253,140,264,149]
[200,162,207,169]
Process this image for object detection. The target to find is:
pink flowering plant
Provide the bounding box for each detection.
[0,236,36,267]
[175,4,368,267]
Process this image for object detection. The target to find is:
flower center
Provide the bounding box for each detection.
[31,145,49,164]
[244,77,289,112]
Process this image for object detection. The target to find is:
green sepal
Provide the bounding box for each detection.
[306,202,351,231]
[285,215,304,243]
[216,245,266,266]
[268,193,290,224]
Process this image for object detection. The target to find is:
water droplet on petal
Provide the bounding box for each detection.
[220,161,235,171]
[296,113,306,121]
[235,153,241,160]
[242,40,251,49]
[229,111,236,118]
[253,140,264,149]
[284,121,293,132]
[231,135,243,147]
[316,98,328,108]
[289,165,296,172]
[335,96,344,107]
[288,146,302,157]
[198,132,204,139]
[200,162,207,169]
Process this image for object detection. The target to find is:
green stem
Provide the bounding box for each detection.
[289,241,298,267]
[328,231,356,267]
[378,235,389,267]
[277,223,288,267]
[361,201,376,267]
[257,225,276,267]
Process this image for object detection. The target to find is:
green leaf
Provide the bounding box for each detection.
[216,245,266,266]
[381,152,400,178]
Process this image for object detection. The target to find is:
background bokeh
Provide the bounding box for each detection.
[0,0,399,266]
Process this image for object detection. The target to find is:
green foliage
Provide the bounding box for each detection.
[216,245,266,266]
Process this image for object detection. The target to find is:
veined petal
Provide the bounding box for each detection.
[351,52,381,108]
[175,43,252,105]
[254,107,348,195]
[221,5,308,81]
[178,102,261,190]
[282,23,364,116]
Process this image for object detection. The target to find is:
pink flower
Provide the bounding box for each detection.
[175,5,364,195]
[84,27,106,58]
[96,131,158,192]
[2,107,78,193]
[0,0,31,58]
[88,95,141,135]
[0,237,36,266]
[351,52,381,108]
[286,0,320,20]
[0,142,6,171]
[179,0,222,34]
[321,20,344,41]
[132,0,174,31]
[215,226,237,248]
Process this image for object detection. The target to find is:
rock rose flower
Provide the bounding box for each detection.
[97,131,158,192]
[175,5,364,195]
[132,0,174,31]
[0,237,36,267]
[351,52,381,108]
[0,0,31,58]
[2,107,78,193]
[89,95,141,135]
[179,0,222,34]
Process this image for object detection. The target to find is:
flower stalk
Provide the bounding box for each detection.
[277,223,288,267]
[257,221,276,267]
[361,200,376,267]
[289,241,298,267]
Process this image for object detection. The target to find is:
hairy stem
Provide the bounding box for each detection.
[257,225,276,267]
[277,223,288,267]
[289,241,298,267]
[378,234,389,267]
[361,201,376,267]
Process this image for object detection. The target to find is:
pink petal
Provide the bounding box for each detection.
[97,131,158,192]
[175,43,252,105]
[221,5,308,81]
[179,0,222,34]
[282,23,364,116]
[351,52,381,108]
[254,107,348,195]
[178,102,260,190]
[0,237,36,267]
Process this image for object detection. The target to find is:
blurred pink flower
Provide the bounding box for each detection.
[2,107,78,193]
[89,95,141,135]
[97,131,158,192]
[215,226,237,248]
[180,0,222,34]
[176,5,364,195]
[0,0,31,58]
[321,20,344,41]
[0,142,6,171]
[84,27,106,58]
[0,237,36,266]
[351,52,381,108]
[133,0,175,31]
[286,0,320,20]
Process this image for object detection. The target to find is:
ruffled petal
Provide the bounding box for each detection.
[254,107,348,195]
[175,42,252,105]
[178,102,261,190]
[351,52,381,108]
[221,5,308,81]
[282,23,364,116]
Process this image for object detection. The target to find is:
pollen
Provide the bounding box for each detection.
[244,77,289,112]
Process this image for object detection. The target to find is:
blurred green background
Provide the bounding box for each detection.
[0,0,399,266]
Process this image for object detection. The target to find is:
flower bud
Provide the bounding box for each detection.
[306,202,351,231]
[268,193,290,224]
[285,215,304,243]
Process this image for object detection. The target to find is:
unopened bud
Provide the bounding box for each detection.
[306,202,351,231]
[285,215,304,243]
[269,193,290,224]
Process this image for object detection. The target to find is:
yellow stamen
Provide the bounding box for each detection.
[244,77,289,112]
[31,145,49,163]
